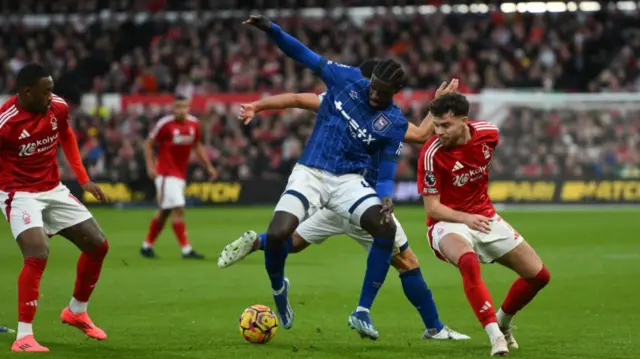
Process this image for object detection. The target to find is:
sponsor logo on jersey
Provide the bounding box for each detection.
[172,128,195,144]
[452,165,488,187]
[18,133,59,157]
[334,100,376,145]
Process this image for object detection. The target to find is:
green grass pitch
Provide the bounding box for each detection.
[0,206,639,359]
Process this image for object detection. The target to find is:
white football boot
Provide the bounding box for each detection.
[490,335,509,357]
[501,326,519,349]
[422,326,471,340]
[218,230,258,268]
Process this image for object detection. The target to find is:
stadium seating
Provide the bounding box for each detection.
[1,4,637,181]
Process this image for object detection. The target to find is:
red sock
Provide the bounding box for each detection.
[172,221,190,247]
[73,241,109,302]
[501,266,551,315]
[145,218,164,246]
[18,258,47,323]
[458,252,497,327]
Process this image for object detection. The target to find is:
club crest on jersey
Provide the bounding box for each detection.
[22,211,31,225]
[373,114,391,133]
[349,90,358,100]
[482,143,491,159]
[50,117,57,131]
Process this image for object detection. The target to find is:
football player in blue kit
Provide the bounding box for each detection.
[243,14,417,340]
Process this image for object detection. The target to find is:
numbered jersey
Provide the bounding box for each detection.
[149,114,201,180]
[417,121,500,226]
[0,94,71,192]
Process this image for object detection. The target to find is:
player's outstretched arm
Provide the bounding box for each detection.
[423,195,491,233]
[238,93,321,125]
[243,15,323,73]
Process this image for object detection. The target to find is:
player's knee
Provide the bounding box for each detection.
[290,232,310,254]
[170,208,184,221]
[266,212,298,244]
[530,265,551,287]
[392,249,420,273]
[359,206,396,239]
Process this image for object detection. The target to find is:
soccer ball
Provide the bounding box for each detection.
[239,304,279,344]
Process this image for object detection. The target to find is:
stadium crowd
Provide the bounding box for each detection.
[1,5,638,181]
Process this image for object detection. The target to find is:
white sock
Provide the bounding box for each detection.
[484,322,503,342]
[181,245,193,255]
[69,297,88,314]
[142,242,152,249]
[17,322,33,340]
[356,306,370,313]
[496,308,513,328]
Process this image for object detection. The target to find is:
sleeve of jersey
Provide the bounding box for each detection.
[267,24,359,87]
[375,121,407,199]
[417,147,441,196]
[59,125,90,185]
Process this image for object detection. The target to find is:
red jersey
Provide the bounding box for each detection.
[149,114,201,180]
[417,121,500,227]
[0,94,71,193]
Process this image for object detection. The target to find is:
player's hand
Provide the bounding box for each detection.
[462,214,492,233]
[147,167,157,180]
[434,78,459,99]
[81,182,109,202]
[242,15,272,32]
[237,103,257,125]
[380,197,394,224]
[206,167,218,181]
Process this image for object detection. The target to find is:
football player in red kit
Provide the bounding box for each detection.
[141,95,217,259]
[0,64,110,352]
[417,93,551,357]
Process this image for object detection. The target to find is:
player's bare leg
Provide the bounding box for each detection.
[12,228,50,352]
[218,230,309,268]
[391,248,470,341]
[495,241,550,349]
[141,209,171,258]
[170,207,204,259]
[348,205,396,340]
[57,218,109,341]
[438,234,508,356]
[264,211,299,329]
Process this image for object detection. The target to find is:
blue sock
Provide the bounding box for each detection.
[257,232,292,253]
[400,268,444,333]
[264,236,288,291]
[357,237,394,309]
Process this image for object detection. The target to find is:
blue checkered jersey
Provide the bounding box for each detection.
[316,92,402,188]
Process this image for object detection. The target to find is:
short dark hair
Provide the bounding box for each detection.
[16,63,50,90]
[372,59,405,90]
[359,59,379,78]
[429,93,470,117]
[174,94,189,101]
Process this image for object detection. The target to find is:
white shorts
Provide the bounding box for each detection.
[427,215,524,264]
[296,209,409,255]
[0,183,93,238]
[155,176,186,210]
[274,164,380,225]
